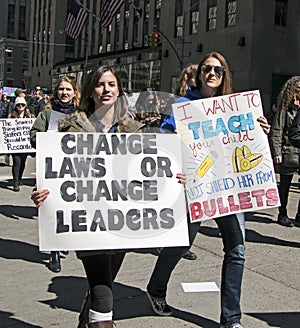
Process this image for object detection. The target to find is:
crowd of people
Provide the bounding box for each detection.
[1,50,299,328]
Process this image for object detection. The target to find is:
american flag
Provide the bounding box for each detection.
[65,0,88,39]
[99,0,125,28]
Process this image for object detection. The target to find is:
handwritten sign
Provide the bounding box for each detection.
[36,132,189,251]
[173,90,280,222]
[0,118,35,153]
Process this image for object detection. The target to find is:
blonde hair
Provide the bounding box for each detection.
[175,64,198,96]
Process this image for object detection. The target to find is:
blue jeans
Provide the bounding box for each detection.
[147,213,245,326]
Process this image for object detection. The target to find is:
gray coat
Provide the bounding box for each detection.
[269,107,300,175]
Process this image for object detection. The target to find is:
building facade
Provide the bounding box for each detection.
[0,0,30,89]
[28,0,300,111]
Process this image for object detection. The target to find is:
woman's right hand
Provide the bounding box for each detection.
[273,155,282,164]
[31,189,50,208]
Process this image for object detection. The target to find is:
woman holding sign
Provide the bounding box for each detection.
[147,52,270,328]
[31,65,145,328]
[30,76,80,273]
[8,96,35,191]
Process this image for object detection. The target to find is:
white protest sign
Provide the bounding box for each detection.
[173,90,280,222]
[36,132,189,251]
[0,118,35,153]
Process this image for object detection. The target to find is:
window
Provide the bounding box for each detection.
[226,0,236,27]
[275,0,288,26]
[190,0,199,34]
[207,0,217,31]
[175,0,184,38]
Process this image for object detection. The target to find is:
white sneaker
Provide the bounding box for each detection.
[220,324,243,328]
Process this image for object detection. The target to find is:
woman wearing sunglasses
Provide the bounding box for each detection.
[8,96,35,191]
[148,51,270,328]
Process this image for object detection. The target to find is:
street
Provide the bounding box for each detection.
[0,154,299,328]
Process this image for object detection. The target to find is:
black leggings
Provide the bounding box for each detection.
[278,174,294,216]
[80,252,125,313]
[11,153,28,183]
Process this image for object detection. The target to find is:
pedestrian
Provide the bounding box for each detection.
[146,51,270,328]
[30,75,81,273]
[269,76,300,227]
[174,63,198,97]
[287,92,300,227]
[34,89,46,116]
[8,97,35,191]
[0,93,14,166]
[31,65,148,328]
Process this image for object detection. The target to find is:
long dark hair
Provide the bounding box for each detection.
[195,51,233,96]
[79,65,127,118]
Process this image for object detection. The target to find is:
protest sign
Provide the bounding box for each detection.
[36,132,189,251]
[173,90,280,222]
[0,118,35,153]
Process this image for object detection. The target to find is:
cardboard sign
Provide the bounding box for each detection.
[0,118,35,153]
[36,132,189,251]
[173,90,280,222]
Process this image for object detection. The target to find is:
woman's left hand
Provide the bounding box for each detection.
[257,116,271,134]
[176,172,186,184]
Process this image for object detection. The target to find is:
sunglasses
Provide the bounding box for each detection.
[16,103,26,107]
[201,65,225,77]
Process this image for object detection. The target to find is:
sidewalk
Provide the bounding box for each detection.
[0,155,299,328]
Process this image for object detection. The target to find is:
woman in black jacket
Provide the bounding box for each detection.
[269,76,300,227]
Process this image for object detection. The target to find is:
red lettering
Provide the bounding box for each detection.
[190,202,203,221]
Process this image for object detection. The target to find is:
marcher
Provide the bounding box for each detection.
[0,93,14,165]
[0,93,13,118]
[8,97,35,191]
[34,89,46,116]
[175,63,198,97]
[30,76,80,273]
[269,76,300,227]
[31,65,150,328]
[287,93,300,227]
[146,51,270,328]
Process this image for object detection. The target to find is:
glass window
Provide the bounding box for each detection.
[175,0,184,38]
[226,0,236,27]
[275,0,288,26]
[207,0,217,31]
[190,0,199,34]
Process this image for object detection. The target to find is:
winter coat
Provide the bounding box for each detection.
[269,107,300,175]
[288,109,300,148]
[288,109,300,173]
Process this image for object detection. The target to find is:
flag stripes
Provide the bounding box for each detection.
[99,0,125,28]
[65,0,88,39]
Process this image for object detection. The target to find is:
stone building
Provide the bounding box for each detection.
[28,0,300,111]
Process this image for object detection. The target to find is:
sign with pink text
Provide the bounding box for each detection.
[173,90,280,222]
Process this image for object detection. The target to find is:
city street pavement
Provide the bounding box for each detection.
[0,154,299,328]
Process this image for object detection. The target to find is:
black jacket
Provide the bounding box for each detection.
[289,109,300,148]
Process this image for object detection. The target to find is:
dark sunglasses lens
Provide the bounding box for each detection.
[202,65,212,73]
[215,66,225,76]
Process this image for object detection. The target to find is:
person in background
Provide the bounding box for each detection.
[30,76,80,273]
[146,51,270,328]
[15,88,27,98]
[8,97,35,191]
[288,103,300,227]
[31,65,147,328]
[0,93,14,166]
[175,63,198,97]
[269,76,300,227]
[135,88,161,129]
[34,89,46,116]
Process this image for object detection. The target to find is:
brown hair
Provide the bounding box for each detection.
[276,76,300,112]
